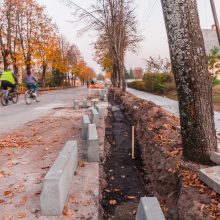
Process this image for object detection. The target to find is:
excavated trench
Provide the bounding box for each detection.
[101,92,148,219]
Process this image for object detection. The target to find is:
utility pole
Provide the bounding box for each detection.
[210,0,220,46]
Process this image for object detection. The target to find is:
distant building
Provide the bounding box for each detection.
[133,67,144,79]
[202,25,220,55]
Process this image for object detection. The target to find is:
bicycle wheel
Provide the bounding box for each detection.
[1,93,8,106]
[25,91,32,105]
[11,91,18,104]
[35,92,40,102]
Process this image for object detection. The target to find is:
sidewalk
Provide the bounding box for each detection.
[127,88,220,133]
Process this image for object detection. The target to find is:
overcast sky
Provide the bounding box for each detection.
[37,0,220,73]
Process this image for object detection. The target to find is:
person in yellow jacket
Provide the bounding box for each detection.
[0,68,18,92]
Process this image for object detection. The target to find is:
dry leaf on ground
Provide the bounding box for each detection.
[109,200,117,205]
[63,206,73,217]
[17,212,26,218]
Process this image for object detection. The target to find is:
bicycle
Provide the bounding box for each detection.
[24,88,40,105]
[1,88,18,106]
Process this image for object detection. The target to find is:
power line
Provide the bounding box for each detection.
[142,0,160,26]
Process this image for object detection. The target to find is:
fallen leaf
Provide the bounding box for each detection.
[79,161,86,168]
[127,196,136,200]
[63,206,73,216]
[15,196,27,207]
[17,212,26,218]
[109,200,117,205]
[41,164,51,169]
[3,191,13,198]
[2,214,11,220]
[130,210,137,216]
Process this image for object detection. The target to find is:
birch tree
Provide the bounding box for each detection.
[161,0,217,163]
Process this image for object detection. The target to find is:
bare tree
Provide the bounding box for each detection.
[67,0,141,91]
[161,0,217,163]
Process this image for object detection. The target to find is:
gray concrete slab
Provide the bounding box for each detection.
[91,107,99,126]
[199,166,220,195]
[82,98,88,108]
[95,105,105,119]
[87,124,99,162]
[74,100,80,109]
[82,115,91,140]
[40,140,78,216]
[210,151,220,165]
[136,197,166,220]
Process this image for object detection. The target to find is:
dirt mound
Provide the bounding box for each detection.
[114,88,220,220]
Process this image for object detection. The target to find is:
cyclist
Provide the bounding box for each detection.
[0,67,18,93]
[25,71,39,97]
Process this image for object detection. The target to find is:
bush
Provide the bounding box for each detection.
[128,81,145,91]
[213,78,220,86]
[143,72,176,94]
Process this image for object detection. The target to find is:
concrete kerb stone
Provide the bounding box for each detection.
[91,107,99,126]
[199,166,220,195]
[73,100,80,109]
[40,141,78,216]
[82,115,91,140]
[87,124,99,162]
[136,197,166,220]
[95,105,105,119]
[82,98,88,108]
[210,150,220,165]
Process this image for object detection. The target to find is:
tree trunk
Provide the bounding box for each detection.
[41,63,47,88]
[161,0,217,163]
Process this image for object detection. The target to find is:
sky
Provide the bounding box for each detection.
[37,0,220,73]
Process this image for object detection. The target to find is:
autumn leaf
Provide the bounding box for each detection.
[127,196,136,200]
[63,206,73,217]
[109,200,117,205]
[2,215,11,220]
[3,190,13,198]
[15,196,27,207]
[17,212,26,218]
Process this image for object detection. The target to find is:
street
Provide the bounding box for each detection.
[0,87,88,135]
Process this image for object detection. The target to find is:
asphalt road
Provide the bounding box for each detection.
[127,88,220,132]
[0,87,88,135]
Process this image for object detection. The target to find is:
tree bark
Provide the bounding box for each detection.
[161,0,217,163]
[41,63,47,88]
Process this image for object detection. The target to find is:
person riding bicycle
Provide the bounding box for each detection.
[0,67,18,93]
[25,71,39,97]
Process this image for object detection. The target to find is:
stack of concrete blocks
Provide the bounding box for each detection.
[136,197,166,220]
[40,141,78,216]
[73,100,79,109]
[199,147,220,196]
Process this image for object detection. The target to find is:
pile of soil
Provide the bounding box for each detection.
[112,88,220,220]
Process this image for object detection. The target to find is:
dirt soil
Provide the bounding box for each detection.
[101,95,148,219]
[113,88,220,220]
[0,104,103,220]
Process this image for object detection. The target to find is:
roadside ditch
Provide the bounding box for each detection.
[100,92,148,219]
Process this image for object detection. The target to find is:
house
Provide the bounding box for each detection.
[202,26,220,55]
